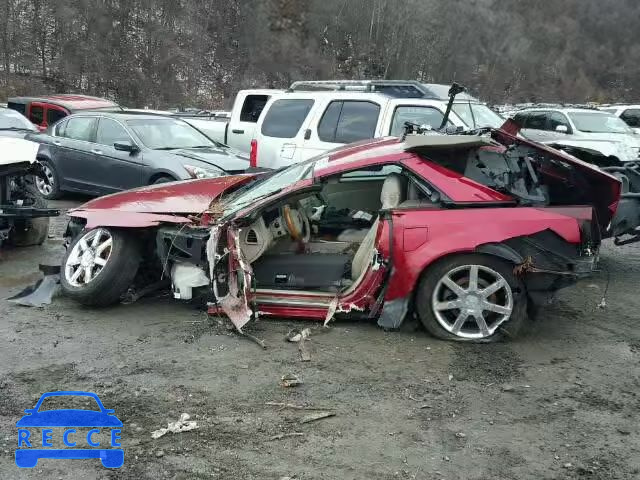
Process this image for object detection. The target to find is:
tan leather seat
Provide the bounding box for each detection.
[351,174,405,280]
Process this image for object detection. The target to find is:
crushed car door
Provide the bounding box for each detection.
[210,216,391,328]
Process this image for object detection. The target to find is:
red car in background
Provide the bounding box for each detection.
[59,129,622,343]
[7,95,119,131]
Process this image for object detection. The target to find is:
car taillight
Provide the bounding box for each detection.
[250,139,257,168]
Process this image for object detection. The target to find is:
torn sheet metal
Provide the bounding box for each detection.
[8,266,61,307]
[207,224,254,331]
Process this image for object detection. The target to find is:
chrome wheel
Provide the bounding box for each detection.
[35,165,55,196]
[64,229,113,287]
[431,264,513,340]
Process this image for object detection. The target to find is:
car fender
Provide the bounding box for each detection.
[384,207,582,302]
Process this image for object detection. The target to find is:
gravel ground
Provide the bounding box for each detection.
[0,198,639,479]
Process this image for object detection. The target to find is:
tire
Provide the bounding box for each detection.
[9,185,50,247]
[60,227,141,307]
[34,160,62,200]
[152,175,175,185]
[415,254,527,343]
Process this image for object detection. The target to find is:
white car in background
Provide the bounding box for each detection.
[512,107,640,165]
[251,80,504,169]
[600,105,640,134]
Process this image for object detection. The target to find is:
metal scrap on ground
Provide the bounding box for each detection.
[151,412,198,439]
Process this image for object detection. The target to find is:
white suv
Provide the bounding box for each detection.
[513,107,640,164]
[252,80,504,169]
[600,105,640,134]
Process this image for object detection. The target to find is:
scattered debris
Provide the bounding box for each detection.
[501,384,515,392]
[155,450,164,458]
[455,432,466,438]
[323,297,339,327]
[269,432,305,441]
[239,329,266,349]
[448,374,454,381]
[563,462,573,469]
[617,427,632,435]
[280,374,302,388]
[265,402,326,411]
[151,413,198,439]
[597,298,607,309]
[300,411,336,424]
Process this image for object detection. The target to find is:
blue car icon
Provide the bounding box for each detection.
[16,391,123,468]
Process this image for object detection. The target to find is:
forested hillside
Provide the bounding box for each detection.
[1,0,639,107]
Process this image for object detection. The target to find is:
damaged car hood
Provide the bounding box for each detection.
[71,174,258,215]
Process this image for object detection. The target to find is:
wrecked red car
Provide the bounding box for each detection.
[61,130,621,342]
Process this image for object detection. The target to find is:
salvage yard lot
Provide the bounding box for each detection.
[0,199,639,480]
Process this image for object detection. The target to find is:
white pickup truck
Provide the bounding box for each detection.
[177,89,282,153]
[250,80,504,169]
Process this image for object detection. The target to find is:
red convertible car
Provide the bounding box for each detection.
[60,129,621,342]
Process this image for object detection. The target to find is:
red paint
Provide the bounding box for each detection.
[382,206,587,302]
[250,139,258,168]
[70,175,257,224]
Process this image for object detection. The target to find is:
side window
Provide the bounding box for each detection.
[62,117,98,142]
[548,112,571,132]
[525,112,547,130]
[54,120,68,137]
[96,118,132,147]
[334,101,380,143]
[390,106,447,136]
[8,102,26,115]
[317,102,342,141]
[46,108,67,125]
[260,99,314,138]
[239,95,270,123]
[621,109,640,128]
[513,113,528,127]
[29,105,44,125]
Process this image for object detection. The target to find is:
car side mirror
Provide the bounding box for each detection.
[555,125,569,133]
[114,141,139,153]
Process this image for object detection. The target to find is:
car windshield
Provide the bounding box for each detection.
[0,109,37,131]
[568,112,633,134]
[452,103,504,129]
[37,395,101,412]
[127,118,215,149]
[223,161,316,217]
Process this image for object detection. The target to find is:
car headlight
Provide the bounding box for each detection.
[184,164,223,179]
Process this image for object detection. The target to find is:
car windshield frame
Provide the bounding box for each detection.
[568,111,634,134]
[222,159,318,218]
[0,109,37,131]
[126,117,217,150]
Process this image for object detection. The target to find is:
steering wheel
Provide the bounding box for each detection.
[282,204,310,243]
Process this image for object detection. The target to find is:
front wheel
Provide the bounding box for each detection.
[60,228,141,307]
[415,254,527,342]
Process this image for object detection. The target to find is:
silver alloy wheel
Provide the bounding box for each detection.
[64,229,113,287]
[35,165,55,196]
[431,264,513,339]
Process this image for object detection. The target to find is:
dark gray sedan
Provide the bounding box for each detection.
[29,112,250,199]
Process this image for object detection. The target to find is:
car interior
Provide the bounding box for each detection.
[237,165,436,293]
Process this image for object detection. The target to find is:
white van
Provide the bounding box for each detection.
[252,80,503,169]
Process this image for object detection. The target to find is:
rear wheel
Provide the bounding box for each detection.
[415,254,527,342]
[60,227,141,307]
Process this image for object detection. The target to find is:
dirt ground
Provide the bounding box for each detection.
[0,198,639,480]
